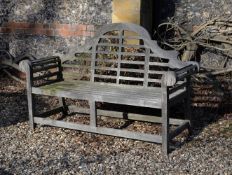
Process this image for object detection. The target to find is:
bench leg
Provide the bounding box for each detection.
[27,92,35,130]
[59,97,68,116]
[185,97,193,135]
[161,84,169,155]
[185,78,193,135]
[162,104,169,155]
[89,100,97,127]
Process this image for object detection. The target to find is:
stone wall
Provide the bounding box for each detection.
[173,0,232,31]
[0,0,112,58]
[0,0,111,25]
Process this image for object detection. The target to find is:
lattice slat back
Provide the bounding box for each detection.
[90,24,181,87]
[62,23,190,87]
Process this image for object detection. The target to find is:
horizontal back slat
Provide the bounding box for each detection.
[119,76,144,82]
[33,71,60,81]
[94,74,117,79]
[33,64,58,73]
[120,60,145,65]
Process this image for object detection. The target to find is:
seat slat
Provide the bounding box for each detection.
[32,88,162,108]
[32,80,185,108]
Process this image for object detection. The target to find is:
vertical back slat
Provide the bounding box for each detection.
[116,30,123,84]
[143,48,150,87]
[91,45,97,82]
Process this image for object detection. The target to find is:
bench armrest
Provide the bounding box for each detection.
[175,63,199,81]
[23,56,63,87]
[162,63,199,87]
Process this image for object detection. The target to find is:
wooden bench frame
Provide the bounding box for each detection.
[24,23,198,154]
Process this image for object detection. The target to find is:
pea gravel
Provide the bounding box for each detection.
[0,72,231,175]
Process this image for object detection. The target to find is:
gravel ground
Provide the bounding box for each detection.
[0,72,231,175]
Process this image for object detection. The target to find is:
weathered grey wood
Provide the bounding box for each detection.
[68,105,189,125]
[37,106,64,118]
[31,80,187,108]
[24,23,199,154]
[59,97,68,116]
[32,64,58,73]
[89,100,97,126]
[95,59,118,63]
[25,60,35,129]
[143,48,150,87]
[161,76,169,155]
[31,56,58,63]
[95,66,118,71]
[176,65,198,81]
[97,43,147,49]
[116,30,123,84]
[62,64,90,69]
[147,79,161,83]
[120,68,144,73]
[119,76,144,82]
[94,74,117,79]
[120,60,145,65]
[57,58,63,81]
[169,82,187,94]
[91,44,96,82]
[148,70,165,74]
[185,77,192,134]
[33,117,162,143]
[32,59,59,67]
[33,71,60,81]
[149,62,169,66]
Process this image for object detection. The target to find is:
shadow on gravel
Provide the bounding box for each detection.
[0,91,28,127]
[190,73,232,138]
[0,168,13,175]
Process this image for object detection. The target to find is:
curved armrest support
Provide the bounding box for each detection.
[161,71,177,87]
[162,63,199,87]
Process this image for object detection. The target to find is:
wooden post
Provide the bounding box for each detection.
[25,60,35,130]
[89,100,97,127]
[161,74,170,155]
[185,76,192,135]
[59,97,68,116]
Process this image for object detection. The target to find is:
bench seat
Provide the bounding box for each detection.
[32,80,186,108]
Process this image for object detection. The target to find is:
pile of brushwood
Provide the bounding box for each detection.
[156,16,232,110]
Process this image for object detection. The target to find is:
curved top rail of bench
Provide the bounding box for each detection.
[77,23,151,52]
[75,23,198,69]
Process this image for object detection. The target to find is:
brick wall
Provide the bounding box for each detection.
[0,22,95,38]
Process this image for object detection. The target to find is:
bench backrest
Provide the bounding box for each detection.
[63,23,192,87]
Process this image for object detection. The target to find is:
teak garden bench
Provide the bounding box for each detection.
[24,23,199,154]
